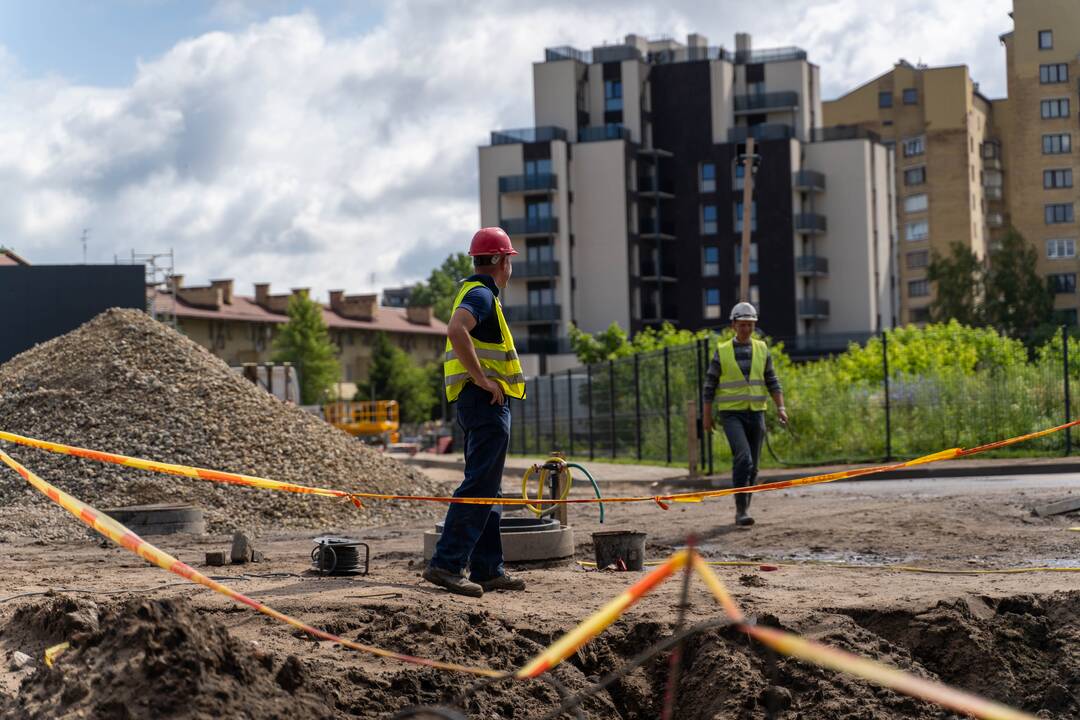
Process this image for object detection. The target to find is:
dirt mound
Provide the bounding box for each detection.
[0,308,445,539]
[3,597,334,719]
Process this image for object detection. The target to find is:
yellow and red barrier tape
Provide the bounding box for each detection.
[0,450,1039,719]
[3,419,1078,510]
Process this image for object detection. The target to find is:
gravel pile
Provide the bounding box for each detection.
[0,308,447,540]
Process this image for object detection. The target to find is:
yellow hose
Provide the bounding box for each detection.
[522,455,572,516]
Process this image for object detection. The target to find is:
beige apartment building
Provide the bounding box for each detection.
[998,0,1080,324]
[824,63,1001,325]
[151,278,446,390]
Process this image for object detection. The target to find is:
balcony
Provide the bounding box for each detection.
[795,255,829,276]
[490,126,568,145]
[578,125,631,142]
[734,47,807,64]
[984,186,1004,201]
[638,218,676,239]
[793,170,826,192]
[637,175,675,198]
[727,124,795,143]
[639,260,677,280]
[987,212,1004,228]
[516,336,574,355]
[515,260,560,279]
[504,304,562,324]
[500,217,559,236]
[795,213,827,234]
[734,91,799,114]
[798,298,830,319]
[499,173,557,194]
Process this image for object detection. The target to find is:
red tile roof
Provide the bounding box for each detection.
[149,289,447,336]
[0,249,29,266]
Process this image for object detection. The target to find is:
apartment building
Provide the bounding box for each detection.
[479,32,897,373]
[998,0,1080,324]
[824,64,1001,325]
[151,278,446,386]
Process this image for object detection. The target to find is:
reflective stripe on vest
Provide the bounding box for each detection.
[715,337,768,412]
[443,280,527,402]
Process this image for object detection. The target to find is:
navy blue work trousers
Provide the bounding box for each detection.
[430,383,510,582]
[721,410,765,489]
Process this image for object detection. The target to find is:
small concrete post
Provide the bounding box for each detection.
[555,468,570,527]
[687,399,700,479]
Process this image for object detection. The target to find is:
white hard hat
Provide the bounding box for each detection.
[730,302,758,321]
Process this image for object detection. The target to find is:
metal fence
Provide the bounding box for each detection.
[495,327,1079,473]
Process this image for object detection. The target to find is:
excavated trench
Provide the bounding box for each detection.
[1,592,1077,719]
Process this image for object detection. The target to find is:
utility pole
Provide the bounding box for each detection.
[738,137,759,302]
[81,228,90,264]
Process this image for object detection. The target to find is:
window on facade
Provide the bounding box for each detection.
[1039,30,1053,50]
[905,220,929,241]
[909,280,930,298]
[1047,238,1077,259]
[1046,203,1075,224]
[734,201,757,232]
[702,205,718,235]
[528,284,555,306]
[604,80,623,112]
[703,246,720,276]
[733,162,745,191]
[1045,169,1074,189]
[1040,63,1069,84]
[734,243,759,274]
[524,159,552,177]
[902,88,918,105]
[910,307,931,323]
[527,240,554,264]
[700,163,716,192]
[704,288,722,319]
[904,194,929,213]
[1041,98,1070,119]
[526,199,552,221]
[1050,273,1077,294]
[904,166,926,186]
[1043,133,1072,154]
[902,136,925,157]
[907,250,930,268]
[879,91,893,108]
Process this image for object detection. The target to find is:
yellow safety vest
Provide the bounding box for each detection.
[715,337,768,411]
[443,280,526,402]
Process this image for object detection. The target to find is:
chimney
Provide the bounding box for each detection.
[254,283,270,306]
[176,284,223,309]
[328,290,345,312]
[210,279,233,304]
[735,32,752,55]
[406,304,433,326]
[329,292,377,321]
[168,274,184,291]
[291,287,310,299]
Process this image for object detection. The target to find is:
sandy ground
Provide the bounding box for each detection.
[1,467,1079,719]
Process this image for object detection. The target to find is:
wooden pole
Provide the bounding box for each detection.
[739,136,756,302]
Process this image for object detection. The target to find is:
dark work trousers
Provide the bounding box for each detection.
[721,410,765,514]
[430,383,510,582]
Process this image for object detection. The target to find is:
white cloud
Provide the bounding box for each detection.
[0,0,1014,298]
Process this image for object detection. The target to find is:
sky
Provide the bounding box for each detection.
[0,0,1014,298]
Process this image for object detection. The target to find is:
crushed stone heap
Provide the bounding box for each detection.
[0,308,445,540]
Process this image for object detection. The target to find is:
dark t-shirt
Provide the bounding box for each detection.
[455,274,503,344]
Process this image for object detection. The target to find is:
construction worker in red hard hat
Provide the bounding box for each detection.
[423,227,528,598]
[702,302,788,527]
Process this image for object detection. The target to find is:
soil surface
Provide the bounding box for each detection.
[1,466,1079,719]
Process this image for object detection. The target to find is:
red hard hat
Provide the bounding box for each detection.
[468,227,518,256]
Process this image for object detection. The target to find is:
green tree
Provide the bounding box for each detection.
[568,322,713,364]
[272,293,340,404]
[983,227,1054,340]
[927,241,984,326]
[410,252,474,323]
[363,332,438,423]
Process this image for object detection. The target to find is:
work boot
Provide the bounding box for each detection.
[422,565,483,597]
[735,493,755,527]
[477,573,526,592]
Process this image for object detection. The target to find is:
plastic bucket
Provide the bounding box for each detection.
[592,530,646,571]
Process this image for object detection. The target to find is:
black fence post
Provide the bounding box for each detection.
[550,373,557,452]
[704,337,714,477]
[567,369,574,457]
[664,346,672,465]
[882,330,892,461]
[634,353,642,461]
[609,359,616,459]
[695,336,704,471]
[535,376,542,454]
[587,363,595,461]
[1064,325,1072,456]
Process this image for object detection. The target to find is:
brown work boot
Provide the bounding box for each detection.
[477,573,526,592]
[422,565,483,597]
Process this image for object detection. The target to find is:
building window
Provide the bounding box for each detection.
[904,193,929,213]
[905,220,929,241]
[526,199,552,220]
[910,307,931,323]
[1046,203,1075,224]
[1043,133,1072,154]
[735,201,757,232]
[733,161,745,191]
[734,243,759,274]
[702,205,719,235]
[704,288,722,319]
[879,91,893,108]
[604,80,623,112]
[700,163,716,192]
[1050,273,1077,294]
[1040,63,1069,84]
[528,284,555,306]
[703,246,720,276]
[909,279,930,298]
[902,135,925,157]
[904,166,926,186]
[902,88,918,105]
[525,159,552,176]
[1039,30,1053,50]
[1041,98,1070,119]
[1044,169,1073,189]
[1047,238,1077,259]
[907,250,930,268]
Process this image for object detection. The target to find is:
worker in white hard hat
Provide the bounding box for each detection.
[702,302,787,527]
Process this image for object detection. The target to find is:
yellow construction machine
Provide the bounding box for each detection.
[323,400,400,445]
